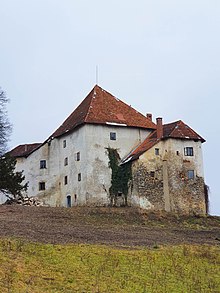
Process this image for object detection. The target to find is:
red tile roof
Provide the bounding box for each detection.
[9,143,42,158]
[51,85,156,138]
[122,120,205,163]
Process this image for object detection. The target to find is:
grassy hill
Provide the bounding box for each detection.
[0,206,219,292]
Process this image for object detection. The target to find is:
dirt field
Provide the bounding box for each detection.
[0,205,219,247]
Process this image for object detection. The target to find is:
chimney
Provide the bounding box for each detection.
[156,117,163,139]
[146,113,152,121]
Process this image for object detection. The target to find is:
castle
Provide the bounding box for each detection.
[9,85,207,214]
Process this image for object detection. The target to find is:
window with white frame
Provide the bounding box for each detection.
[184,147,194,156]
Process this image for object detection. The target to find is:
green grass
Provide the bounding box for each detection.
[0,239,219,293]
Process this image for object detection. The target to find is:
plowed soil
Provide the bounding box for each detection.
[0,205,219,247]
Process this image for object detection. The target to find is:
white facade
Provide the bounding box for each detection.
[15,124,150,207]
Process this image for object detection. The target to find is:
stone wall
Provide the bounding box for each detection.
[131,138,206,215]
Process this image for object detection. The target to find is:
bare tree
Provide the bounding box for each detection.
[0,88,12,156]
[0,88,27,201]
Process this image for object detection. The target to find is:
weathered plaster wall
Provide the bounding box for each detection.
[14,124,150,207]
[131,138,206,215]
[83,124,150,206]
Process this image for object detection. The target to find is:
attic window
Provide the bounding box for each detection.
[184,147,193,156]
[155,148,159,155]
[187,170,195,180]
[40,160,46,169]
[39,182,45,191]
[63,140,66,148]
[110,132,116,140]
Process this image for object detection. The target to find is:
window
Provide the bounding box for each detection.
[78,173,81,181]
[150,171,155,178]
[74,194,77,202]
[187,170,195,180]
[64,157,68,166]
[39,182,45,191]
[64,176,68,185]
[76,152,80,161]
[110,132,116,140]
[63,140,66,148]
[176,151,179,156]
[155,148,159,155]
[184,147,193,156]
[40,160,46,169]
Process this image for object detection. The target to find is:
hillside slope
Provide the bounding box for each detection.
[0,206,219,247]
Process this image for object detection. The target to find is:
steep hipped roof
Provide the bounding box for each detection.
[122,120,205,163]
[51,85,156,138]
[9,143,42,158]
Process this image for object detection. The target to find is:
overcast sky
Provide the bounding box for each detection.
[0,0,219,215]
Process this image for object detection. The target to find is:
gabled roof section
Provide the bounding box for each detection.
[162,120,205,142]
[51,85,156,138]
[9,143,42,158]
[122,120,205,163]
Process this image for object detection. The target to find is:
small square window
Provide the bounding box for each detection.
[64,157,68,166]
[110,132,116,140]
[64,176,68,185]
[39,182,45,191]
[76,152,80,161]
[40,160,46,169]
[150,171,155,178]
[184,147,193,156]
[63,140,66,148]
[187,170,195,180]
[78,173,81,182]
[155,148,159,155]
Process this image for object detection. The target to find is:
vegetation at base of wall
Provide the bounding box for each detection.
[0,238,219,293]
[107,147,132,205]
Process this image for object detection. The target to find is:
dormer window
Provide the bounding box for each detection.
[110,132,116,140]
[184,147,193,156]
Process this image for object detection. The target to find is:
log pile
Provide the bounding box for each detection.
[4,195,43,206]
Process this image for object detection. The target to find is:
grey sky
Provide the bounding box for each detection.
[0,0,219,215]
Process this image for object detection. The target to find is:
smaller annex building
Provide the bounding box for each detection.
[8,85,207,215]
